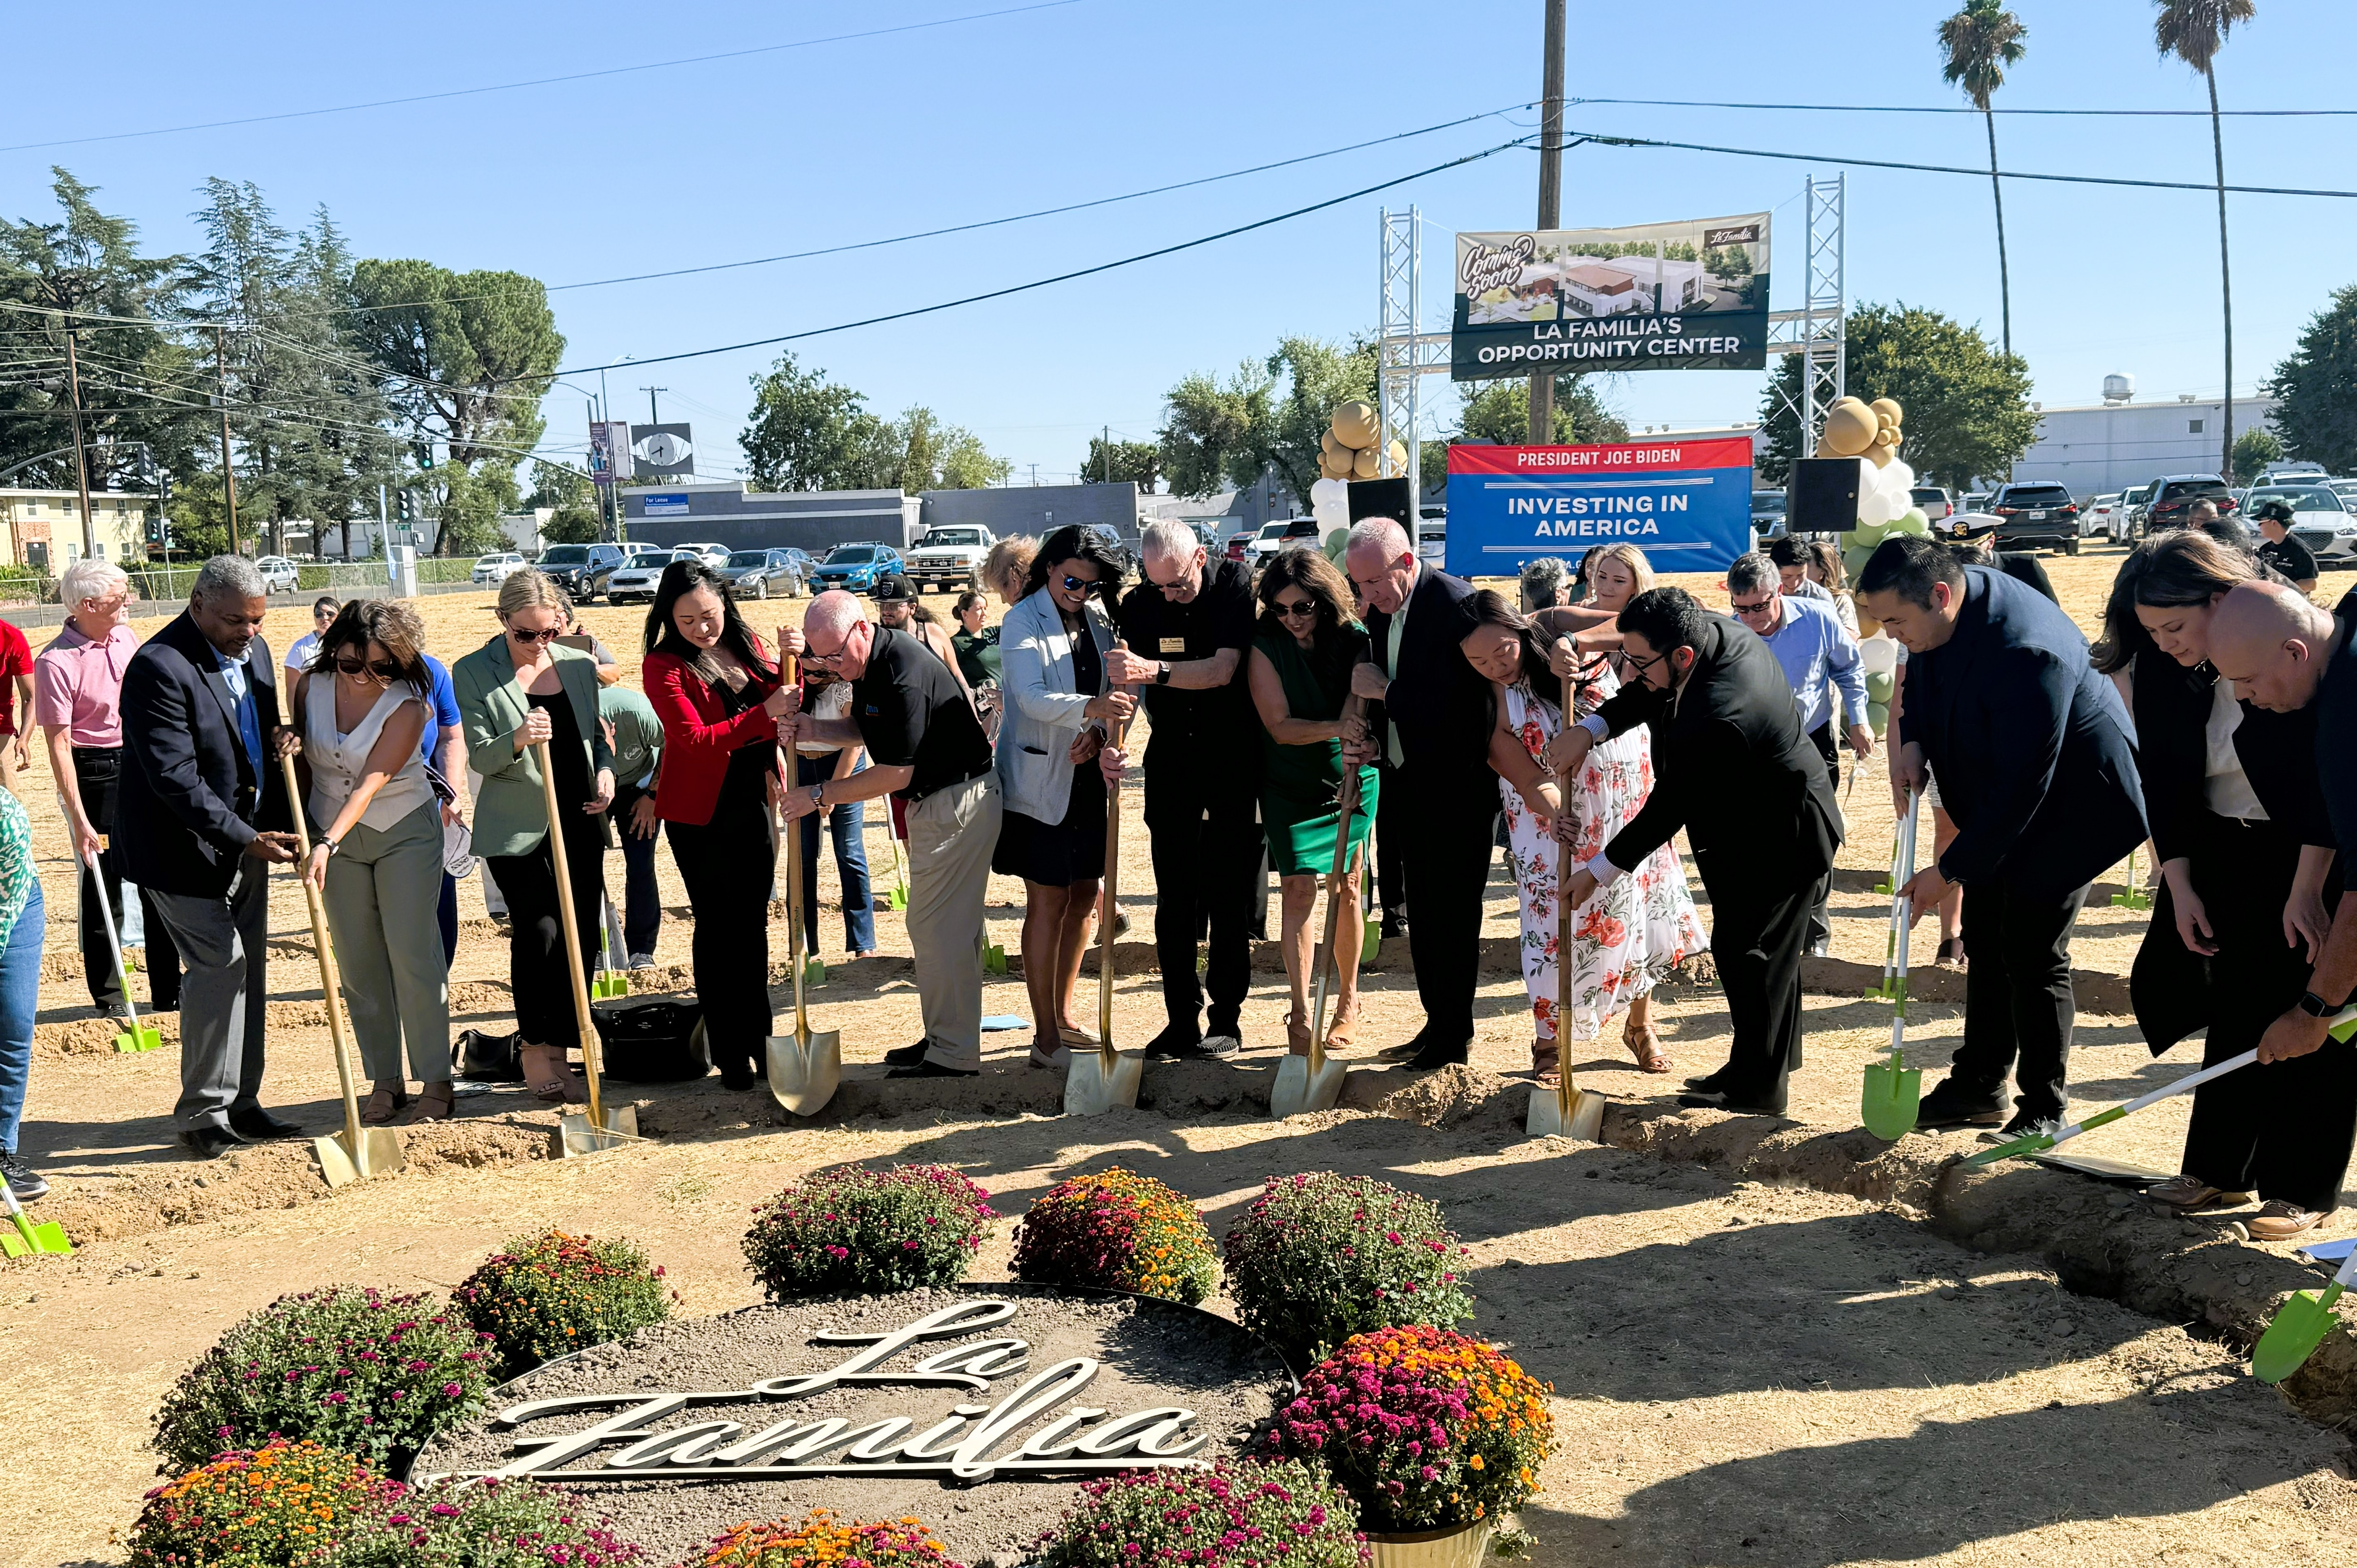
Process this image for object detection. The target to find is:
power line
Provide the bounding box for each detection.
[1561,95,2357,118]
[0,1,1086,155]
[538,137,1537,379]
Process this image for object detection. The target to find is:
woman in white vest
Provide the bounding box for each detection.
[295,599,453,1123]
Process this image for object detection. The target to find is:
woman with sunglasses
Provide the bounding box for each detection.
[994,524,1133,1067]
[293,600,455,1122]
[643,560,800,1088]
[1248,547,1378,1054]
[454,569,615,1101]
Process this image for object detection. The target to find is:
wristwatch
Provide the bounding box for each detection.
[320,836,340,857]
[2295,990,2347,1018]
[1154,661,1171,685]
[808,782,827,811]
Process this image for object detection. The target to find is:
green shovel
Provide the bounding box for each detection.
[2253,1245,2357,1385]
[1969,1048,2259,1165]
[1861,789,1921,1139]
[2110,847,2153,911]
[0,1174,70,1258]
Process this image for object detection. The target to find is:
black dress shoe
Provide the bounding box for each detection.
[1916,1081,2008,1130]
[1681,1067,1732,1092]
[720,1069,759,1092]
[180,1125,243,1161]
[228,1108,304,1141]
[883,1039,931,1067]
[888,1060,979,1078]
[1806,937,1831,958]
[1144,1023,1204,1059]
[1675,1088,1787,1115]
[1407,1042,1470,1071]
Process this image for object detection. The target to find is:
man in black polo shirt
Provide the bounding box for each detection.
[782,590,1000,1077]
[2249,497,2320,592]
[1103,520,1261,1057]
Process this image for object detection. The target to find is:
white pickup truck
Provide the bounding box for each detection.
[903,525,997,593]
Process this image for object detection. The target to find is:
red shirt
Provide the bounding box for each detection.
[642,644,782,827]
[0,619,33,736]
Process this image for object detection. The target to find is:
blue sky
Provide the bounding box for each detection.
[13,0,2357,489]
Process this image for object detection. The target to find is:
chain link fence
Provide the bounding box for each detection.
[0,556,489,609]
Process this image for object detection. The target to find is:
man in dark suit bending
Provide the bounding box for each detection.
[117,556,303,1160]
[1859,536,2146,1139]
[1548,586,1841,1114]
[1342,518,1496,1069]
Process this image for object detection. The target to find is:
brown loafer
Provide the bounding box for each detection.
[2146,1174,2250,1213]
[2247,1200,2332,1241]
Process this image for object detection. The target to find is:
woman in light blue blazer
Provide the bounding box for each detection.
[992,525,1135,1068]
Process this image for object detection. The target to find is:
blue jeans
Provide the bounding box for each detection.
[795,751,875,954]
[616,781,662,957]
[0,882,45,1155]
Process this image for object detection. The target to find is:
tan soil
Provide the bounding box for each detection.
[5,553,2354,1567]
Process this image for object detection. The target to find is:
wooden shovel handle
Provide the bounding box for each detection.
[536,738,607,1132]
[279,749,366,1147]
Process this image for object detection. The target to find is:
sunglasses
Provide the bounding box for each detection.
[801,646,847,669]
[509,625,560,644]
[1058,574,1097,594]
[1272,597,1318,620]
[1729,597,1775,617]
[334,655,403,680]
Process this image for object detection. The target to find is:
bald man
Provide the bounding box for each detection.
[781,590,1000,1076]
[1341,517,1495,1069]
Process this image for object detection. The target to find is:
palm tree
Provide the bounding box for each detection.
[2155,0,2257,477]
[1937,0,2028,360]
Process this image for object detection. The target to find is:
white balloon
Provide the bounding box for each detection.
[1309,477,1350,510]
[1312,496,1351,538]
[1880,459,1916,496]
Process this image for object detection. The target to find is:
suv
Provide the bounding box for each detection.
[1987,483,2082,554]
[471,551,527,585]
[254,554,301,594]
[904,525,997,593]
[2140,475,2237,534]
[1750,490,1788,539]
[535,542,627,602]
[808,543,904,593]
[675,542,728,568]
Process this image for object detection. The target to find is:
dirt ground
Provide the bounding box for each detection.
[4,548,2354,1567]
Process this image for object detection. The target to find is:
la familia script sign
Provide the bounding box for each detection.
[425,1297,1217,1486]
[1445,437,1756,577]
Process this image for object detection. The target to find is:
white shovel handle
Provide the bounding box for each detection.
[82,848,141,1032]
[2049,1048,2261,1146]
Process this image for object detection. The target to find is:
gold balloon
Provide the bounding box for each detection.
[1874,427,1898,447]
[1320,451,1355,480]
[1821,400,1879,457]
[1387,439,1408,472]
[1865,441,1894,468]
[1321,431,1350,463]
[1870,396,1904,429]
[1331,401,1379,448]
[1352,445,1382,479]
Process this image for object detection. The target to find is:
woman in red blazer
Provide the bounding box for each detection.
[641,560,797,1089]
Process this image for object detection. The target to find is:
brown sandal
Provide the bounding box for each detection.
[361,1085,409,1124]
[408,1083,458,1124]
[1623,1018,1672,1074]
[1532,1039,1561,1081]
[1324,999,1360,1053]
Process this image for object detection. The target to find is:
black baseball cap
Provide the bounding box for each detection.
[2247,496,2297,525]
[871,573,917,602]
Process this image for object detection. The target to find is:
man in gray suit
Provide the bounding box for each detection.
[116,556,303,1159]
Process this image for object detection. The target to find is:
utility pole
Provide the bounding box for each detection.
[1102,423,1111,484]
[63,328,97,560]
[641,386,667,425]
[214,326,241,556]
[1528,0,1567,447]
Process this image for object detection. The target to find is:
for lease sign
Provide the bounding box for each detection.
[1444,438,1755,576]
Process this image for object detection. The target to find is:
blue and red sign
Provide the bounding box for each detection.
[1444,437,1756,577]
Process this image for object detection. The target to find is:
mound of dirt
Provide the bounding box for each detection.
[1374,1063,1527,1140]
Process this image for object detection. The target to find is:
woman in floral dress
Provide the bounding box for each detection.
[1459,590,1704,1078]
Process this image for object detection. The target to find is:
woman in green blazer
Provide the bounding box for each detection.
[453,569,615,1098]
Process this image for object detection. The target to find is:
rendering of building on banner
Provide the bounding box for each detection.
[1446,437,1756,576]
[1451,214,1772,380]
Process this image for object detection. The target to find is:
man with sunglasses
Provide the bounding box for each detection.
[1100,521,1261,1058]
[1726,551,1872,957]
[779,590,999,1077]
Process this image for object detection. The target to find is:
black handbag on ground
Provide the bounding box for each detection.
[455,1028,523,1082]
[593,998,710,1082]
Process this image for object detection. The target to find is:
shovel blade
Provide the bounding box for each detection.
[2,1213,71,1257]
[1526,1083,1606,1141]
[113,1023,163,1054]
[1861,1058,1922,1140]
[2253,1290,2342,1385]
[802,957,827,989]
[1363,917,1383,958]
[1269,1054,1349,1120]
[983,942,1008,976]
[1063,1046,1142,1117]
[555,1103,640,1157]
[888,883,909,911]
[313,1131,362,1189]
[592,973,630,999]
[1966,1130,2057,1166]
[766,1030,842,1119]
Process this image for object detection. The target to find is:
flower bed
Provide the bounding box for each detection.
[454,1230,675,1377]
[348,1477,645,1566]
[151,1286,495,1470]
[1222,1174,1475,1359]
[1265,1327,1553,1535]
[125,1441,399,1568]
[1030,1458,1367,1568]
[742,1164,996,1299]
[691,1510,964,1568]
[1011,1166,1218,1304]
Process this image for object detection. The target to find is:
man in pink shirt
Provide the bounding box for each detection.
[34,559,181,1017]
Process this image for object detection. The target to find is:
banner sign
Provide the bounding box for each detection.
[589,421,631,488]
[632,423,696,479]
[1445,437,1755,576]
[1450,214,1771,381]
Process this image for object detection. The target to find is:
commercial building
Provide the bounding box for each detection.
[917,481,1140,541]
[2009,391,2277,498]
[0,487,158,570]
[616,480,922,555]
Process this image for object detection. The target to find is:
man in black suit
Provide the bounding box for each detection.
[1860,536,2146,1138]
[1342,518,1496,1068]
[117,556,303,1159]
[1549,587,1841,1114]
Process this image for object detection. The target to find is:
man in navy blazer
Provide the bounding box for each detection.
[1861,536,2146,1137]
[116,556,303,1160]
[1343,519,1497,1067]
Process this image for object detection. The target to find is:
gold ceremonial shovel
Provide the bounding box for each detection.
[1527,674,1605,1142]
[767,656,841,1117]
[1271,695,1365,1121]
[279,751,403,1187]
[536,742,638,1155]
[1066,653,1141,1117]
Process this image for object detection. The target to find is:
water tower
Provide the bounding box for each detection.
[2102,373,2135,405]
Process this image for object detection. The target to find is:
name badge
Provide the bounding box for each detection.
[1159,637,1187,655]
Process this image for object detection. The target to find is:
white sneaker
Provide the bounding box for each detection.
[1029,1043,1070,1070]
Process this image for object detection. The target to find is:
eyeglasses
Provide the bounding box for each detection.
[801,646,847,669]
[508,625,560,644]
[334,656,403,680]
[1622,647,1673,676]
[1272,598,1318,620]
[1059,574,1096,594]
[1729,597,1775,618]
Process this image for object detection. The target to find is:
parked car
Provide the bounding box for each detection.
[903,525,997,593]
[535,542,628,602]
[1417,519,1446,565]
[1908,486,1953,523]
[1961,491,1992,513]
[2113,482,2155,543]
[1086,525,1138,576]
[2139,475,2238,535]
[254,554,301,594]
[1245,520,1293,562]
[2327,479,2357,511]
[601,548,678,604]
[675,542,729,569]
[1986,482,2082,554]
[2245,485,2357,562]
[1750,490,1789,539]
[2083,493,2126,540]
[1224,529,1253,564]
[808,543,904,593]
[720,547,808,600]
[471,551,527,585]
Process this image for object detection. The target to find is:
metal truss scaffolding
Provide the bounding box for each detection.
[1765,174,1846,452]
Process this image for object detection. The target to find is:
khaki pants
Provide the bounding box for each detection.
[905,773,1001,1071]
[323,800,453,1083]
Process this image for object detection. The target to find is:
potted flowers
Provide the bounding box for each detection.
[1030,1457,1367,1568]
[691,1510,964,1567]
[1222,1173,1475,1361]
[454,1230,675,1377]
[1265,1326,1553,1568]
[1012,1166,1219,1304]
[126,1441,398,1568]
[742,1164,997,1299]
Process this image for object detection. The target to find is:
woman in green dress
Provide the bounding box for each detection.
[1246,546,1379,1056]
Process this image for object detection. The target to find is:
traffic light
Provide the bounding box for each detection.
[396,490,413,522]
[419,450,434,470]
